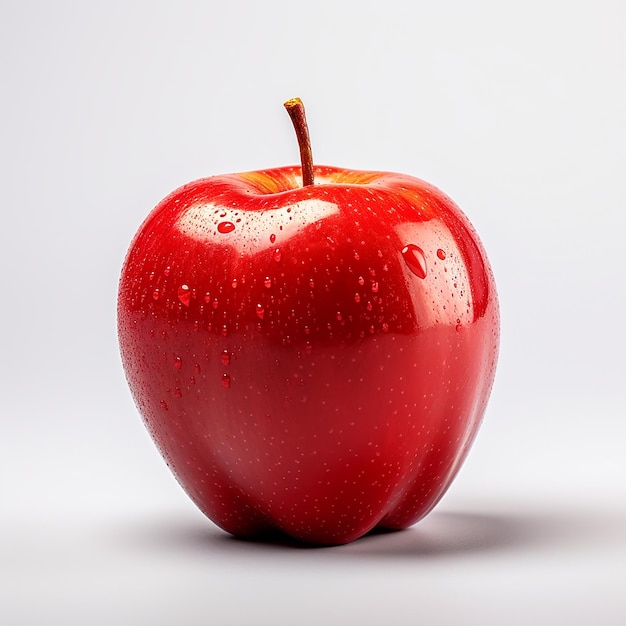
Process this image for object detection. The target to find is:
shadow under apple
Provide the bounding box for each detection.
[112,506,605,559]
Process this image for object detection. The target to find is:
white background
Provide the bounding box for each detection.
[1,1,625,624]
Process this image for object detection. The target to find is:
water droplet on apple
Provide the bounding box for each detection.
[354,293,361,303]
[221,373,231,389]
[174,356,182,370]
[273,248,282,262]
[194,363,201,373]
[203,292,211,303]
[264,277,272,289]
[336,311,343,321]
[456,324,462,332]
[221,324,228,336]
[231,278,238,289]
[358,276,365,286]
[221,350,230,366]
[159,400,168,410]
[270,233,276,243]
[178,284,191,306]
[256,304,265,320]
[152,289,160,301]
[308,278,315,288]
[174,387,182,398]
[402,244,427,279]
[371,281,379,293]
[217,221,235,234]
[437,249,446,260]
[163,266,171,276]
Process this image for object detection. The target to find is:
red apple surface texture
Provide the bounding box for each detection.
[117,101,499,545]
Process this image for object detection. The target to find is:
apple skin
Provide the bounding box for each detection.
[117,165,499,545]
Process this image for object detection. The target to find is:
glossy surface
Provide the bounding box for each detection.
[118,165,499,545]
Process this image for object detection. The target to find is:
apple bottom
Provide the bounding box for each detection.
[125,317,495,546]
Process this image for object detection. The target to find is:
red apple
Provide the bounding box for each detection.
[117,99,499,545]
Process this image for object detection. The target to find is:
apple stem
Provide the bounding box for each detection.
[284,97,314,186]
